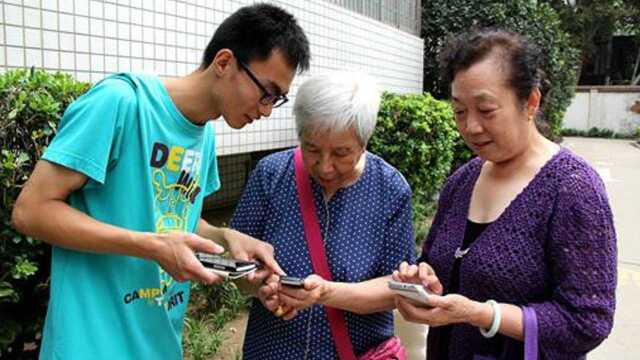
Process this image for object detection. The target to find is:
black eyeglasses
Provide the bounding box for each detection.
[237,61,289,108]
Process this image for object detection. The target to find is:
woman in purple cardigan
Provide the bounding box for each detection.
[393,29,617,359]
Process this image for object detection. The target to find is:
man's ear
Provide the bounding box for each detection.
[209,49,234,76]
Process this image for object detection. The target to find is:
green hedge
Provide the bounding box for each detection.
[369,92,461,241]
[0,69,91,357]
[562,127,639,139]
[422,0,581,139]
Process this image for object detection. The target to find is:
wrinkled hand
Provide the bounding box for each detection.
[154,231,225,284]
[224,229,284,282]
[396,293,478,327]
[257,274,297,320]
[278,274,329,312]
[392,261,443,295]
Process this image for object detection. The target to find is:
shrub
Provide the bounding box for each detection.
[0,69,90,357]
[562,127,638,139]
[183,281,249,359]
[422,0,581,139]
[369,92,459,241]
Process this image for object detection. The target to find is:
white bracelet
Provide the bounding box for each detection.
[479,299,501,338]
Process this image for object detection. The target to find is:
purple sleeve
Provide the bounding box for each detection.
[528,168,617,354]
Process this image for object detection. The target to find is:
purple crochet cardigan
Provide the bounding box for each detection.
[419,147,617,359]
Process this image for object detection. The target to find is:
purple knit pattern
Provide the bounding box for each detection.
[420,147,617,359]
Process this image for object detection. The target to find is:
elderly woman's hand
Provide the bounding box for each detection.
[393,261,443,295]
[257,274,297,320]
[396,293,486,327]
[277,274,330,312]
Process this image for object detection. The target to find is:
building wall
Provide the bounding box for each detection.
[1,0,424,156]
[325,0,421,35]
[563,86,640,134]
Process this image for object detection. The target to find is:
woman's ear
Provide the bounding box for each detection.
[527,88,542,119]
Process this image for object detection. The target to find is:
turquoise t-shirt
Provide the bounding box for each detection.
[39,73,220,359]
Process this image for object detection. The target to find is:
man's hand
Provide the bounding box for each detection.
[222,228,284,281]
[196,220,284,282]
[152,231,225,284]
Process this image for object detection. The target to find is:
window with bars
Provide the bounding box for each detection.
[324,0,421,35]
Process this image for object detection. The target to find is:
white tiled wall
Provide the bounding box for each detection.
[1,0,424,156]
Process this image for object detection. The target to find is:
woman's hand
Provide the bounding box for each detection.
[396,293,488,327]
[256,274,297,320]
[392,261,443,295]
[278,274,330,312]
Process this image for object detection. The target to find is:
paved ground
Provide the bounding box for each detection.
[562,137,640,359]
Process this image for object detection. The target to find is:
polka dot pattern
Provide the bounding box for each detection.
[231,149,415,359]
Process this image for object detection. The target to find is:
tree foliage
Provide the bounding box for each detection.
[540,0,640,84]
[422,0,581,138]
[541,0,640,55]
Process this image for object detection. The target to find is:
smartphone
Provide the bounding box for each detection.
[388,280,431,304]
[280,275,305,288]
[195,252,257,272]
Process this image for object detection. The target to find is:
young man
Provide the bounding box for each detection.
[11,4,310,359]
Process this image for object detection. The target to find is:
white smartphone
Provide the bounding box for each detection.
[388,280,431,304]
[215,267,258,280]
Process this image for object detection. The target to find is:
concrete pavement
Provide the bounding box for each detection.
[562,137,640,359]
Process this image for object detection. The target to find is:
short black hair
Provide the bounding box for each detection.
[200,3,310,73]
[438,29,549,109]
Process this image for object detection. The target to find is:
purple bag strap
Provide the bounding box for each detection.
[523,306,539,360]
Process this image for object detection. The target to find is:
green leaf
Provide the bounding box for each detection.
[7,108,19,120]
[0,282,19,303]
[12,257,39,279]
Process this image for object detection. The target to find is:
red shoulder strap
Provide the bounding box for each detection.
[293,147,357,360]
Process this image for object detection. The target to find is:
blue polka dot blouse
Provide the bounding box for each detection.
[231,149,416,359]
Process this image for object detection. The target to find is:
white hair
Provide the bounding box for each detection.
[293,72,381,145]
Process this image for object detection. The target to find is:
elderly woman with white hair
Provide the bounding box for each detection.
[231,72,415,359]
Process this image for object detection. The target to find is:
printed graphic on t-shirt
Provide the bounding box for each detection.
[150,141,203,233]
[123,140,203,310]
